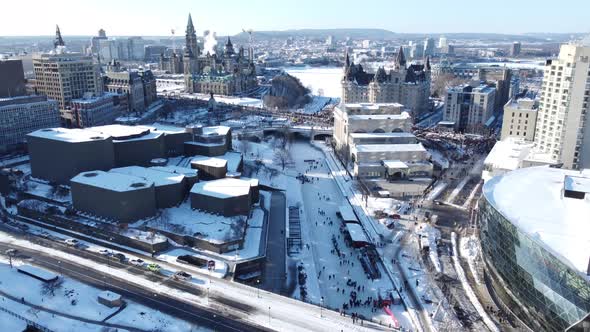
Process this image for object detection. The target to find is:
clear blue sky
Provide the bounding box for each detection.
[1,0,589,36]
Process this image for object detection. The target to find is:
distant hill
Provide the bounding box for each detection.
[232,30,585,43]
[233,28,397,41]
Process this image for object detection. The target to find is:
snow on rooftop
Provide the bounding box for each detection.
[110,166,184,187]
[27,127,109,143]
[90,124,162,141]
[17,265,57,281]
[483,166,590,276]
[201,126,230,136]
[345,223,370,243]
[383,160,409,169]
[484,138,534,172]
[349,132,415,138]
[191,178,252,199]
[354,143,426,153]
[348,112,411,121]
[98,290,121,301]
[150,166,198,178]
[192,152,242,172]
[191,157,227,168]
[71,170,153,192]
[149,123,188,134]
[338,204,358,222]
[343,102,404,110]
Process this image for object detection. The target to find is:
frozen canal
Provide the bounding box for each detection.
[286,141,413,330]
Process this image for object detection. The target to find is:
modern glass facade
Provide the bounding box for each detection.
[479,197,590,331]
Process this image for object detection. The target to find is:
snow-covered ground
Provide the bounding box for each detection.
[0,257,199,332]
[0,230,385,331]
[284,141,414,330]
[284,66,342,98]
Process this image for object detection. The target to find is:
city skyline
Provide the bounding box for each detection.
[1,0,589,37]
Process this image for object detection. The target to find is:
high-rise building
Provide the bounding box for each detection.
[33,27,103,110]
[478,67,513,111]
[443,84,496,132]
[501,98,538,141]
[98,37,145,61]
[342,47,431,116]
[90,29,108,55]
[424,37,435,57]
[145,45,167,62]
[0,59,27,98]
[0,95,60,151]
[533,43,590,169]
[438,36,448,49]
[510,42,521,57]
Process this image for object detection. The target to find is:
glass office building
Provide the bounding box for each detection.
[479,167,590,331]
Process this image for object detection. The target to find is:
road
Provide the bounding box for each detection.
[0,237,267,332]
[0,224,387,332]
[262,191,287,294]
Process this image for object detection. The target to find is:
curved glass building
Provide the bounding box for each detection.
[479,166,590,331]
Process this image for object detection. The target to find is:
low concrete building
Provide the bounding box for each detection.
[191,157,227,180]
[150,165,199,191]
[71,170,156,223]
[110,166,185,208]
[98,291,122,308]
[27,128,115,184]
[190,178,254,216]
[90,125,166,167]
[184,125,232,157]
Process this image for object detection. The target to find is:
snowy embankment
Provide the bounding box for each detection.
[452,232,499,332]
[459,235,483,285]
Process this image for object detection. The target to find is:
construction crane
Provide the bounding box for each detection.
[170,28,176,54]
[242,28,254,61]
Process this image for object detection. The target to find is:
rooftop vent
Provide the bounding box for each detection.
[563,175,590,200]
[83,172,98,177]
[130,182,146,188]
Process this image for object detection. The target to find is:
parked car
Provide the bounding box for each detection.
[146,263,161,273]
[113,253,127,263]
[64,239,79,247]
[98,249,112,256]
[173,271,192,281]
[130,259,145,267]
[391,214,401,220]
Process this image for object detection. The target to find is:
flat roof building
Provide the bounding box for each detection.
[71,170,156,223]
[110,166,185,208]
[190,178,255,217]
[501,98,538,142]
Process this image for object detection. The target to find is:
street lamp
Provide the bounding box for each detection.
[320,296,324,318]
[268,306,271,326]
[256,279,260,298]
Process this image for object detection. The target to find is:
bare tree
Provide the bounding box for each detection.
[273,149,292,171]
[41,277,64,297]
[432,73,469,98]
[239,139,252,157]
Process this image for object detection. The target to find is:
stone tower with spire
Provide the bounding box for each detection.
[54,25,65,49]
[184,13,199,92]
